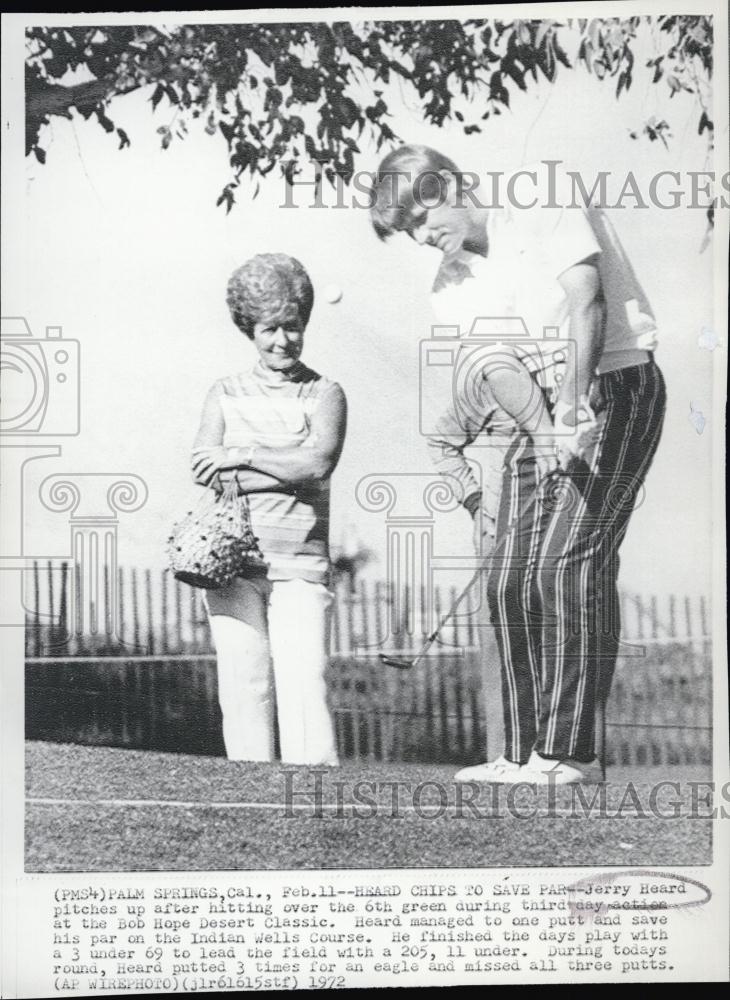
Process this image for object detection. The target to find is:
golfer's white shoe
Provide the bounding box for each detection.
[524,751,604,784]
[454,756,530,784]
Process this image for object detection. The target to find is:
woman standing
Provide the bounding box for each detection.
[191,253,347,766]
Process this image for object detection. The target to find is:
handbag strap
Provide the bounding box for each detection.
[222,473,240,503]
[218,473,254,536]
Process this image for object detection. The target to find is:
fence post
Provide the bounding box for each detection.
[648,594,663,765]
[58,562,69,651]
[350,585,362,761]
[373,580,394,762]
[433,587,449,760]
[359,577,377,762]
[630,593,646,767]
[450,585,467,761]
[32,560,41,657]
[189,589,198,653]
[664,593,679,764]
[699,596,711,742]
[160,570,170,655]
[45,559,55,656]
[131,568,140,651]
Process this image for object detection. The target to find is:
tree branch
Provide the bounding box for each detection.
[26,75,139,121]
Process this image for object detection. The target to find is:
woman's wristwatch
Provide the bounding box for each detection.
[240,444,257,468]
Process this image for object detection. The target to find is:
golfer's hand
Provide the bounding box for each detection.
[534,448,560,482]
[472,507,496,554]
[625,298,659,351]
[588,378,607,416]
[553,397,602,469]
[191,446,235,487]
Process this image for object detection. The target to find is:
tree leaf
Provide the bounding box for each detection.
[535,22,551,49]
[506,64,526,90]
[150,83,165,110]
[553,39,572,68]
[698,110,713,134]
[97,111,115,133]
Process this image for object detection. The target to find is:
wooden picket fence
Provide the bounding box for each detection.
[24,562,712,766]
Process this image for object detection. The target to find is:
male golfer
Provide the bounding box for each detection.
[371,145,666,784]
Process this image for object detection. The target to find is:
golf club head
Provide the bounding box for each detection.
[379,653,414,670]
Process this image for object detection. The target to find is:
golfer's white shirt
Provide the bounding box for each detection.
[431,166,659,388]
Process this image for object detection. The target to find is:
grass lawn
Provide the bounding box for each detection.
[25,741,713,871]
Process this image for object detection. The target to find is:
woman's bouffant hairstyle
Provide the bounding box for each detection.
[226,253,314,339]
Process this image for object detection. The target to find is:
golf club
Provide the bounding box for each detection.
[378,565,484,670]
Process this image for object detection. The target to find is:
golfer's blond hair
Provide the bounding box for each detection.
[370,144,461,240]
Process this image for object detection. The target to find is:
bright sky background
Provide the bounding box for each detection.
[8,17,719,601]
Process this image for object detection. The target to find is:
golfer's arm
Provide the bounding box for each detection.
[484,363,553,438]
[427,408,482,509]
[230,384,347,485]
[557,258,605,408]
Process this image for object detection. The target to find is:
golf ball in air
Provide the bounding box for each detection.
[323,283,343,304]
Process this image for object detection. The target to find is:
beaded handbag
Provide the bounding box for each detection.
[167,477,267,589]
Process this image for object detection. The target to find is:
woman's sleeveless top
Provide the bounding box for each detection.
[216,362,337,586]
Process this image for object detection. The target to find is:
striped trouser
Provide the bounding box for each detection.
[486,360,666,764]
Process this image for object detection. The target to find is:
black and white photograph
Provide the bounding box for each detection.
[1,1,728,992]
